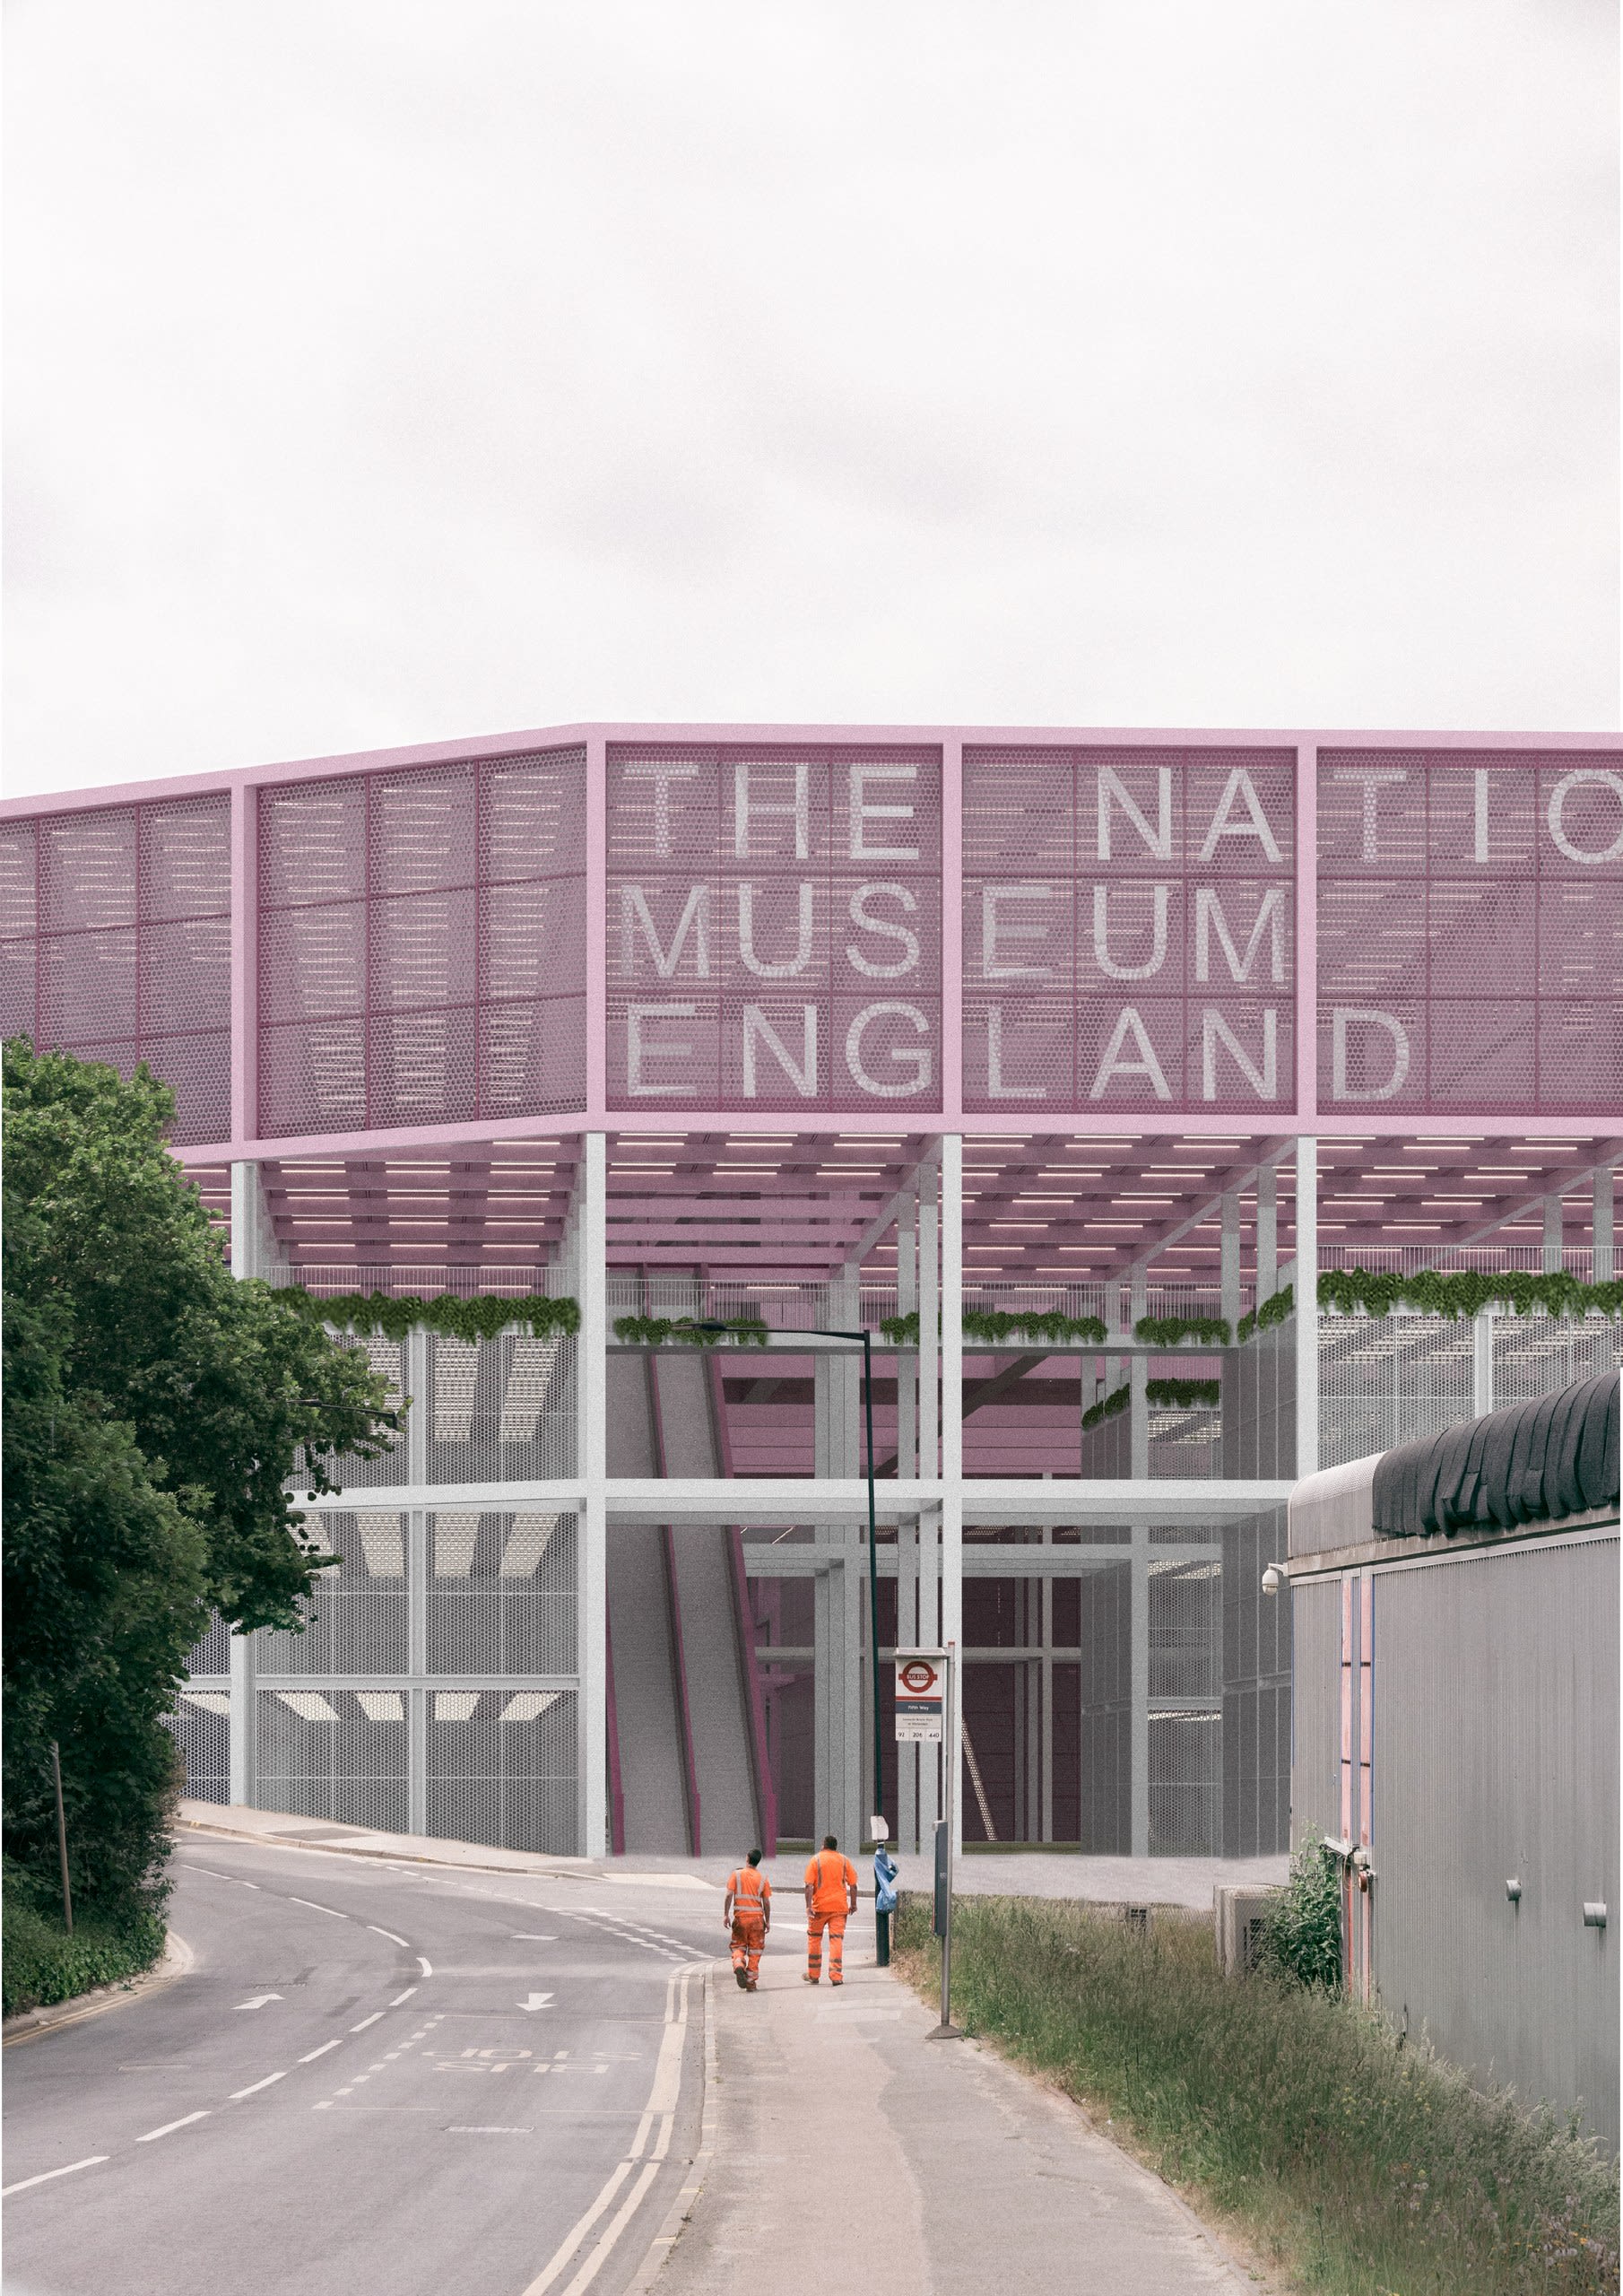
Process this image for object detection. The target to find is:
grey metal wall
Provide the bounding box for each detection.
[1288,1577,1342,1845]
[1222,1506,1291,1856]
[1369,1532,1619,2152]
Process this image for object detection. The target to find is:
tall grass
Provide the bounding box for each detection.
[893,1893,1618,2296]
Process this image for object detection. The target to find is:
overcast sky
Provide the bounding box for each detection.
[4,1,1617,800]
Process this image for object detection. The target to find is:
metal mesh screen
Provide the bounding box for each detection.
[182,1609,233,1675]
[1317,749,1623,1114]
[426,1331,577,1481]
[0,796,231,1142]
[605,744,942,1111]
[1319,1312,1475,1469]
[1148,1712,1221,1855]
[1492,1315,1623,1405]
[256,751,586,1135]
[254,1511,409,1674]
[297,1335,408,1490]
[963,746,1296,1115]
[426,1687,577,1854]
[167,1690,230,1803]
[256,1686,410,1831]
[428,1510,578,1674]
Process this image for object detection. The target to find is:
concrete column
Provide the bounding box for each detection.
[897,1201,917,1479]
[577,1133,608,1859]
[1593,1169,1615,1283]
[1295,1138,1319,1480]
[1039,1535,1055,1845]
[1129,1265,1150,1481]
[919,1170,939,1481]
[1256,1163,1278,1301]
[941,1134,964,1851]
[1543,1194,1564,1274]
[1472,1309,1495,1421]
[228,1161,283,1807]
[1219,1190,1242,1334]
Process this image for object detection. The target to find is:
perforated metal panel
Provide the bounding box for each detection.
[0,796,231,1141]
[298,1335,408,1490]
[167,1689,230,1803]
[426,1331,577,1481]
[425,1686,577,1854]
[256,1686,410,1831]
[256,752,586,1135]
[428,1510,578,1674]
[1317,749,1623,1114]
[605,744,942,1110]
[1318,1312,1476,1469]
[254,1511,409,1674]
[963,746,1296,1115]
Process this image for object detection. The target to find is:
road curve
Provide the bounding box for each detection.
[3,1838,718,2296]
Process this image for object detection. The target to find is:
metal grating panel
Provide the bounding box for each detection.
[425,1331,576,1482]
[425,1686,578,1855]
[428,1510,578,1674]
[254,1511,408,1674]
[256,752,586,1135]
[3,796,231,1142]
[256,1685,409,1831]
[166,1692,230,1804]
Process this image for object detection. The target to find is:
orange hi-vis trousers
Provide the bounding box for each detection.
[730,1912,766,1983]
[806,1910,846,1983]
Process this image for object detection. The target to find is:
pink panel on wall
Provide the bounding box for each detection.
[605,743,943,1115]
[2,796,230,1143]
[256,748,587,1136]
[962,745,1298,1117]
[1317,750,1623,1115]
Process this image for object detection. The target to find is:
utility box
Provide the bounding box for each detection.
[1214,1883,1280,1976]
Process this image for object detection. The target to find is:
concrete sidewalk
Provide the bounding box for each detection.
[663,1934,1248,2295]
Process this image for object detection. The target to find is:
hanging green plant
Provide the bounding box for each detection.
[878,1309,1109,1347]
[1133,1313,1231,1349]
[1237,1283,1295,1344]
[1315,1268,1623,1322]
[612,1313,768,1348]
[1082,1376,1222,1431]
[282,1290,579,1344]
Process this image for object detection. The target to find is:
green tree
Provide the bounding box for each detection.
[3,1040,400,1914]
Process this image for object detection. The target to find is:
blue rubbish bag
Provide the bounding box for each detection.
[874,1846,899,1915]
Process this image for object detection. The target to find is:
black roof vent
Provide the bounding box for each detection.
[1371,1373,1619,1542]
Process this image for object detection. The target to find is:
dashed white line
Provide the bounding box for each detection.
[288,1896,347,1920]
[136,2111,210,2144]
[230,2070,289,2100]
[350,2011,384,2032]
[3,2156,108,2196]
[390,1987,418,2006]
[299,2039,343,2063]
[369,1925,410,1946]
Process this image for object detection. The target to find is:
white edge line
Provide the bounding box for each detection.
[350,2012,384,2031]
[135,2111,210,2143]
[389,1987,418,2006]
[416,1955,433,1978]
[558,2161,662,2296]
[369,1925,410,1945]
[230,2070,289,2100]
[3,2155,108,2196]
[518,2161,635,2296]
[299,2039,343,2062]
[288,1897,348,1920]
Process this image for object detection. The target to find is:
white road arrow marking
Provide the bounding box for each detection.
[233,1994,282,2011]
[519,1993,555,2013]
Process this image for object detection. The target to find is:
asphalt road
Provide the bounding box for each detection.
[3,1839,718,2296]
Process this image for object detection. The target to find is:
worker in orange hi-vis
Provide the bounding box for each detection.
[723,1848,771,1991]
[803,1833,859,1986]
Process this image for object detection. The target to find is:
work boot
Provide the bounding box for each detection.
[745,1976,758,1991]
[734,1966,749,1988]
[803,1972,818,1983]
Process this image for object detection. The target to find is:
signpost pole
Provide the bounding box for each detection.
[50,1740,73,1935]
[927,1645,961,2039]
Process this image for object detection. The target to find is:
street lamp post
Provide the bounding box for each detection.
[689,1318,888,1962]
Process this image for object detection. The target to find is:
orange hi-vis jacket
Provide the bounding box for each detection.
[727,1867,771,1920]
[804,1849,857,1914]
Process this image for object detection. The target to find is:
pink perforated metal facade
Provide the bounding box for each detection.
[2,726,1619,1147]
[256,748,586,1136]
[0,794,231,1143]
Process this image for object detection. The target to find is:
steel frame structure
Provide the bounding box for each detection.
[5,725,1619,1861]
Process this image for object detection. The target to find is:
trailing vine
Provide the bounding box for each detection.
[1082,1376,1220,1431]
[1133,1313,1231,1349]
[879,1309,1109,1347]
[1315,1267,1623,1323]
[283,1289,579,1343]
[1237,1283,1295,1344]
[612,1313,768,1348]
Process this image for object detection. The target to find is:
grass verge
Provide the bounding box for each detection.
[893,1892,1619,2296]
[3,1866,167,2019]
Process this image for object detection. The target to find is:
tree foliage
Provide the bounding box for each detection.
[3,1042,400,1911]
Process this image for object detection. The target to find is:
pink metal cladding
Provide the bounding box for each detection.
[1,726,1619,1150]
